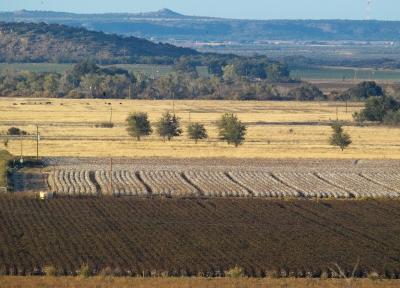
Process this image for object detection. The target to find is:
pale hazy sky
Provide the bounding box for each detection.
[1,0,399,20]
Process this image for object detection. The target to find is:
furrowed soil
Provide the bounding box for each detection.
[1,196,400,277]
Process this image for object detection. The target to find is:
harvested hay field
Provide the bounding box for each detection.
[31,158,400,199]
[0,196,400,277]
[3,98,400,159]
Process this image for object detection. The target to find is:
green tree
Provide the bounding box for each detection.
[43,74,59,95]
[329,123,352,151]
[187,122,208,143]
[356,96,400,123]
[126,112,152,141]
[156,112,182,141]
[217,113,247,147]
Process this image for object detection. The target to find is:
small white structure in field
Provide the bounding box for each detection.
[39,191,54,200]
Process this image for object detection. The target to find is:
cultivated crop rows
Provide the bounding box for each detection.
[184,171,249,197]
[361,172,400,193]
[228,171,300,197]
[94,170,148,196]
[48,170,96,195]
[317,172,399,198]
[47,168,400,199]
[272,172,352,198]
[138,170,198,197]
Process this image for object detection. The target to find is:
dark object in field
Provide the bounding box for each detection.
[6,127,28,136]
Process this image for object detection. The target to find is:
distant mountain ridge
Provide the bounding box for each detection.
[1,9,400,41]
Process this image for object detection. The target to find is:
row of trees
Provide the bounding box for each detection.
[126,112,246,147]
[126,111,352,151]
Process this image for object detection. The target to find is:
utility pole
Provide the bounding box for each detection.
[36,125,40,160]
[53,166,56,193]
[172,91,175,114]
[19,133,23,164]
[109,106,113,125]
[128,85,131,100]
[336,104,339,121]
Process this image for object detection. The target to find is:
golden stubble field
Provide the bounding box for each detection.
[0,98,399,159]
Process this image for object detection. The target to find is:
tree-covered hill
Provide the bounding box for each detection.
[0,21,198,63]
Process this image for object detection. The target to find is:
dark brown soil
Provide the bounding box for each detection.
[0,196,400,277]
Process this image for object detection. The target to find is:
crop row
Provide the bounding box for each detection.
[47,169,400,199]
[317,173,399,198]
[94,170,148,196]
[48,170,96,195]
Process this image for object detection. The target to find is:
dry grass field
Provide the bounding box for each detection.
[0,277,399,288]
[0,98,399,159]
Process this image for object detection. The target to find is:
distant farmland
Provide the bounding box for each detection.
[0,63,209,77]
[291,67,400,82]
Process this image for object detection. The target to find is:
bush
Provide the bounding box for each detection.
[79,263,92,278]
[368,271,380,281]
[383,110,400,125]
[356,96,400,123]
[7,127,28,136]
[225,265,245,278]
[329,122,352,151]
[43,265,57,276]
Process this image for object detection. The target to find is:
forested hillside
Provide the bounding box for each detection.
[0,22,197,63]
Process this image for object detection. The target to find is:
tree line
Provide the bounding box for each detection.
[127,112,246,147]
[0,59,333,101]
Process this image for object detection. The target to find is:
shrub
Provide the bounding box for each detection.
[225,265,245,278]
[368,271,380,281]
[79,263,92,278]
[7,127,28,136]
[43,265,57,276]
[383,110,400,126]
[99,266,113,277]
[356,96,400,123]
[329,122,352,151]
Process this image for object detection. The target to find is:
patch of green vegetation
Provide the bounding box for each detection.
[0,63,74,73]
[0,150,12,187]
[291,67,400,81]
